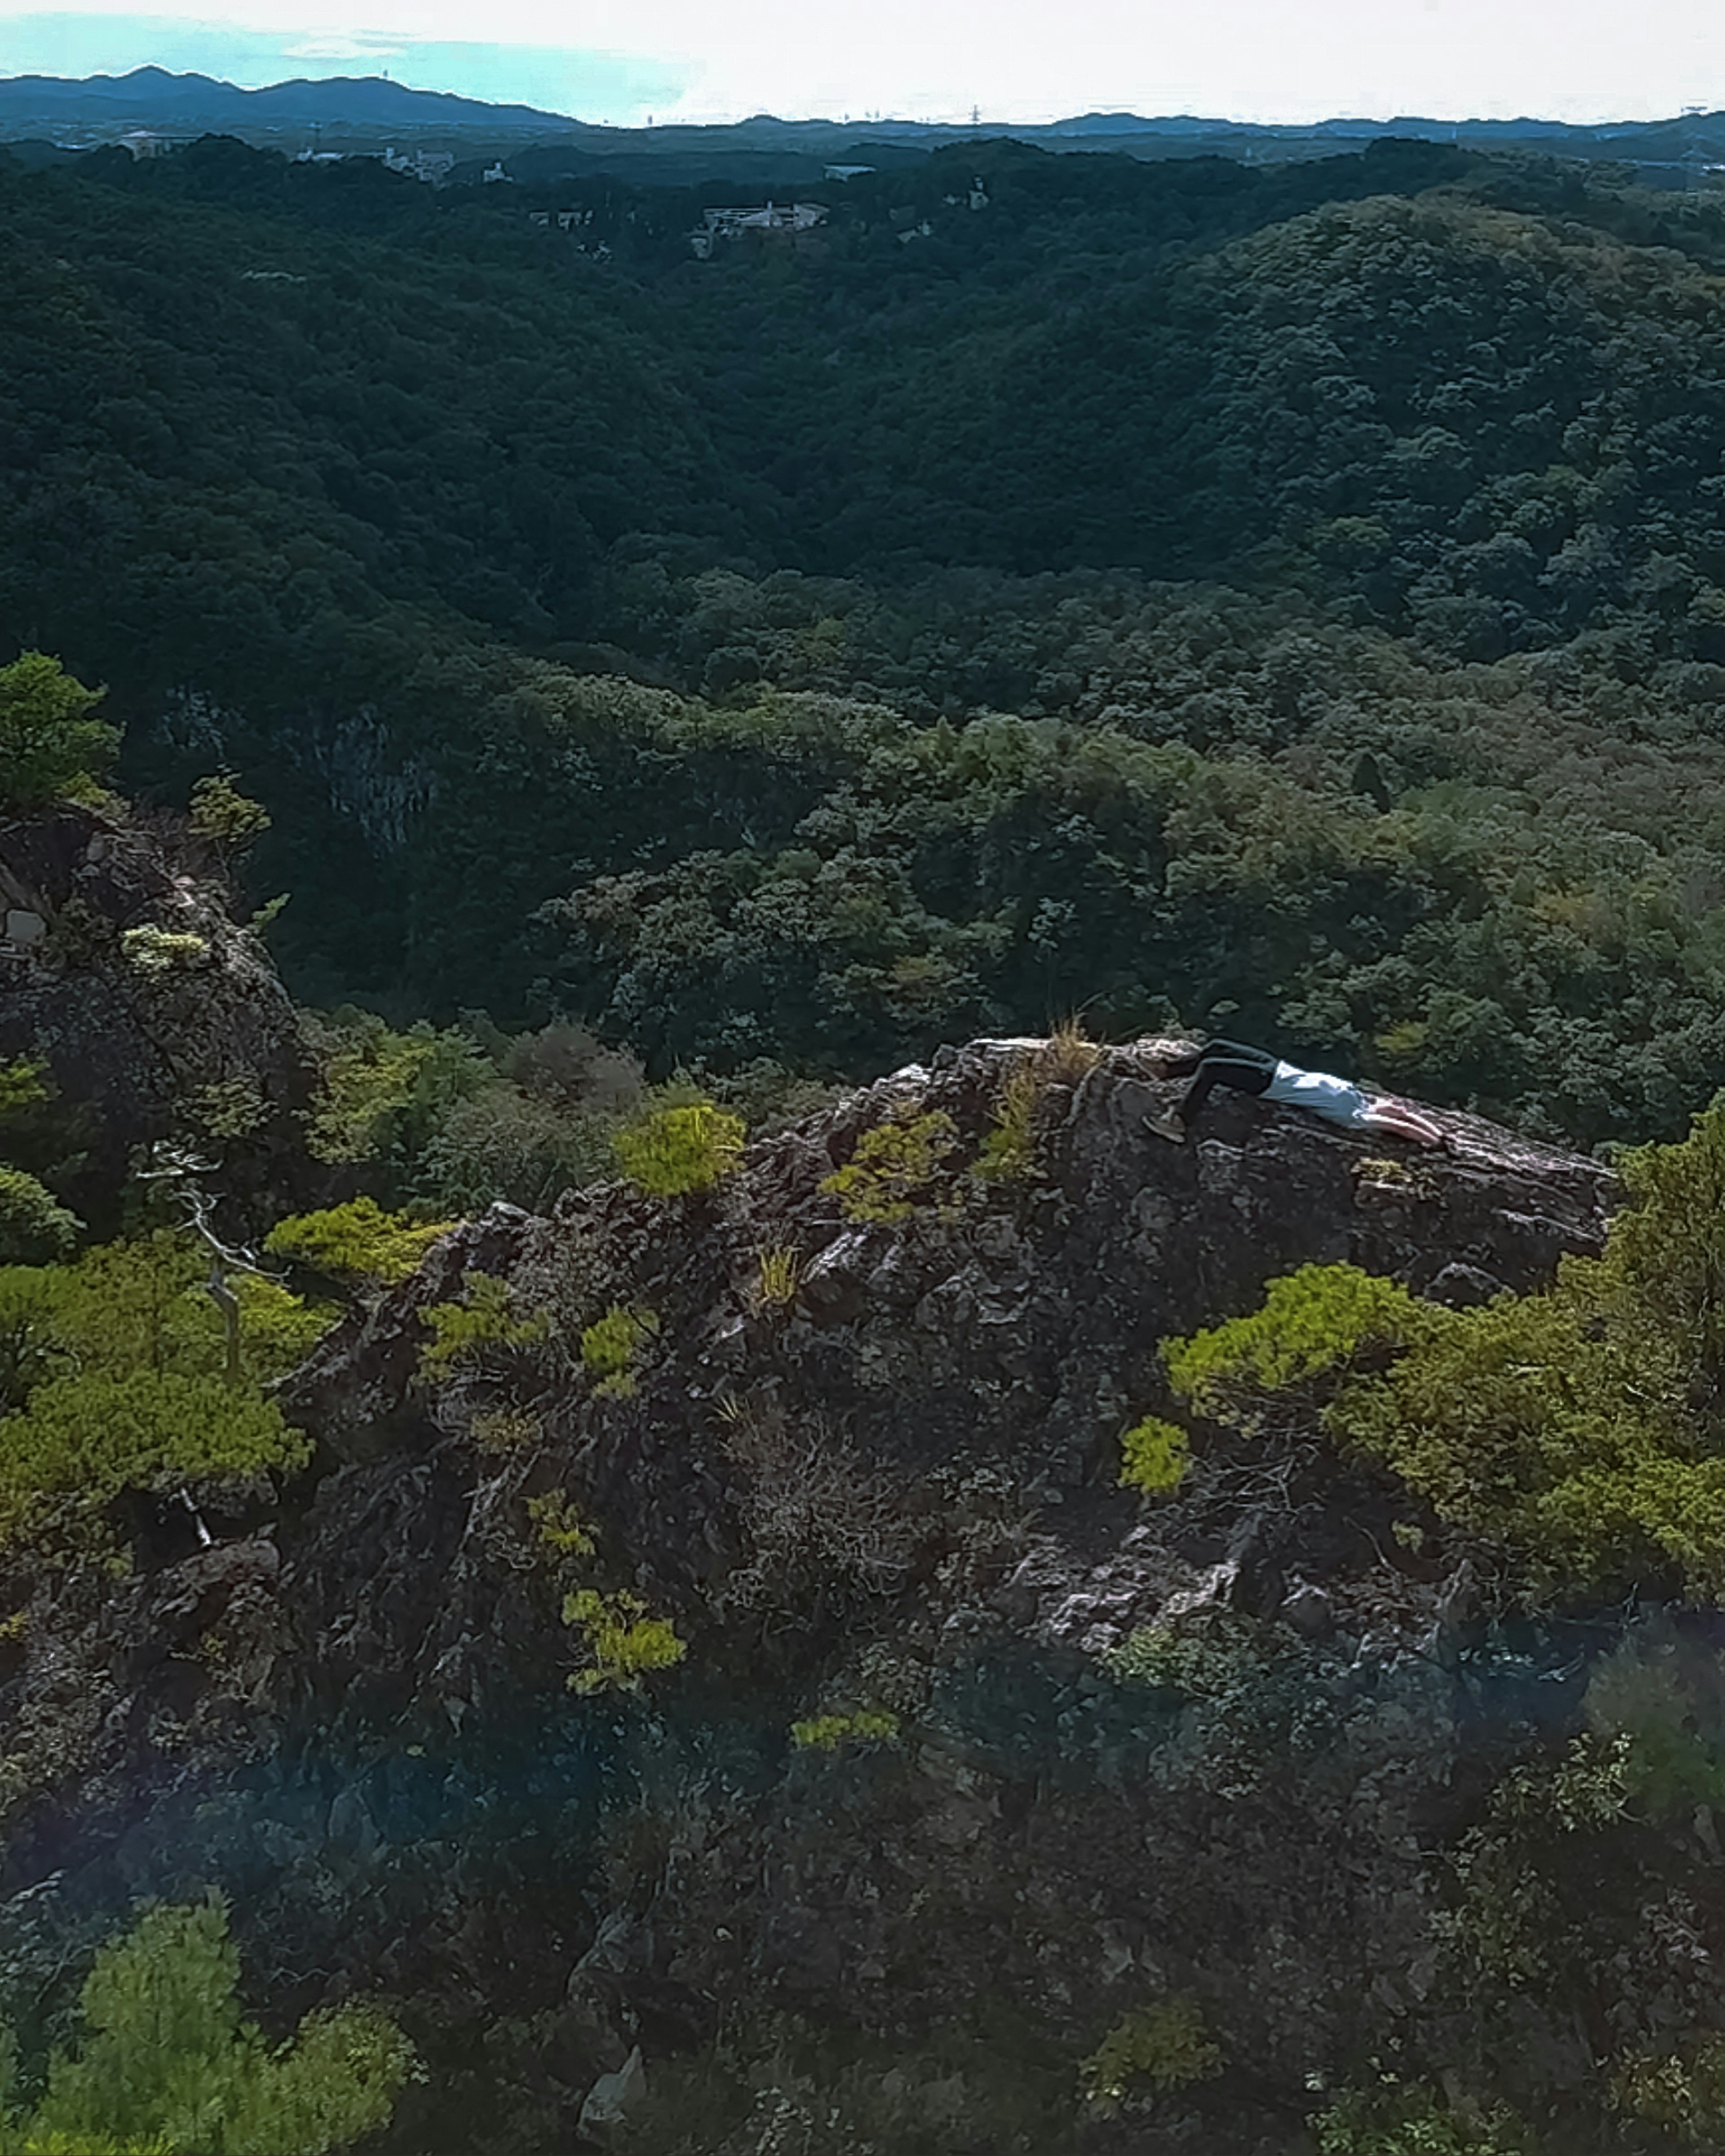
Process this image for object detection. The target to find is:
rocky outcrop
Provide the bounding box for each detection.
[0,1038,1641,2152]
[0,803,319,1228]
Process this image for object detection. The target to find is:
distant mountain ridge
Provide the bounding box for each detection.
[3,65,1723,172]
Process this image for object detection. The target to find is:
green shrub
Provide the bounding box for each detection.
[265,1199,453,1289]
[789,1707,901,1751]
[0,1266,71,1415]
[0,652,118,810]
[417,1272,550,1378]
[120,925,209,975]
[1151,1102,1725,1591]
[821,1103,959,1223]
[0,1060,49,1127]
[972,1059,1044,1184]
[1079,1996,1221,2110]
[1612,2035,1725,2144]
[1162,1263,1419,1430]
[0,1167,80,1266]
[0,1370,309,1544]
[1117,1415,1191,1496]
[0,1893,412,2155]
[1310,2076,1532,2154]
[579,1304,659,1399]
[1583,1632,1725,1820]
[187,773,270,851]
[561,1588,686,1693]
[611,1099,745,1197]
[526,1489,595,1558]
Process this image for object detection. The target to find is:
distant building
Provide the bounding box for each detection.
[116,130,166,159]
[481,161,514,184]
[690,200,828,255]
[381,147,455,184]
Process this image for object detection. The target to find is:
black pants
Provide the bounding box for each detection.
[1164,1040,1280,1122]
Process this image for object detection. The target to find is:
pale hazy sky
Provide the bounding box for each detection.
[0,0,1718,129]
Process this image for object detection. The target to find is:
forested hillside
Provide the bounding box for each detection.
[10,133,1725,1139]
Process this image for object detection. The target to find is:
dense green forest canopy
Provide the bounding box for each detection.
[10,132,1725,1140]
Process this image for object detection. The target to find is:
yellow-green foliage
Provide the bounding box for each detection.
[579,1305,659,1399]
[527,1490,595,1559]
[561,1588,686,1693]
[120,925,209,975]
[1118,1415,1191,1496]
[1154,1101,1725,1591]
[188,773,271,850]
[752,1243,801,1311]
[471,1409,541,1454]
[186,1077,267,1142]
[0,1892,413,2156]
[789,1707,901,1751]
[54,1233,327,1389]
[417,1272,549,1378]
[611,1099,745,1197]
[0,1060,49,1125]
[821,1103,959,1223]
[303,1012,487,1167]
[1311,2076,1532,2155]
[265,1198,452,1289]
[1583,1631,1725,1820]
[0,652,118,809]
[1162,1263,1419,1430]
[1079,1996,1221,2110]
[973,1060,1044,1184]
[1612,2036,1725,2145]
[0,1168,80,1266]
[0,1371,309,1545]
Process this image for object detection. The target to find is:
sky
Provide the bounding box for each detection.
[0,0,1719,129]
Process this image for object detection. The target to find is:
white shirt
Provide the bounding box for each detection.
[1263,1060,1373,1128]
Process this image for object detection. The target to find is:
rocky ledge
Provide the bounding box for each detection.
[0,1038,1641,2152]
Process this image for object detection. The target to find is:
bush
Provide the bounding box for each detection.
[1117,1415,1191,1496]
[821,1104,959,1223]
[0,1893,413,2155]
[0,1167,80,1265]
[1079,1997,1221,2110]
[265,1199,452,1289]
[120,925,209,974]
[187,773,271,851]
[1162,1263,1419,1430]
[1310,2076,1532,2155]
[0,1370,309,1544]
[612,1099,745,1197]
[1151,1101,1725,1590]
[790,1707,901,1750]
[417,1272,550,1378]
[561,1588,686,1693]
[0,652,118,810]
[579,1305,659,1399]
[0,1266,71,1415]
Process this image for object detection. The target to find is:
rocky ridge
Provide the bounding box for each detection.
[0,1035,1650,2152]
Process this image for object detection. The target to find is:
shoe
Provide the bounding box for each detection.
[1145,1111,1186,1144]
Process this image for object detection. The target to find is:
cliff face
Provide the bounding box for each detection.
[0,1039,1633,2151]
[0,803,318,1227]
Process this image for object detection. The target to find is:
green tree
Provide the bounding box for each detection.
[0,1894,413,2156]
[0,653,118,809]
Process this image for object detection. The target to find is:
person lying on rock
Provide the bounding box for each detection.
[1144,1038,1446,1148]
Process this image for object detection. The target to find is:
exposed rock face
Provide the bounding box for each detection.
[0,1039,1632,2150]
[0,803,318,1226]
